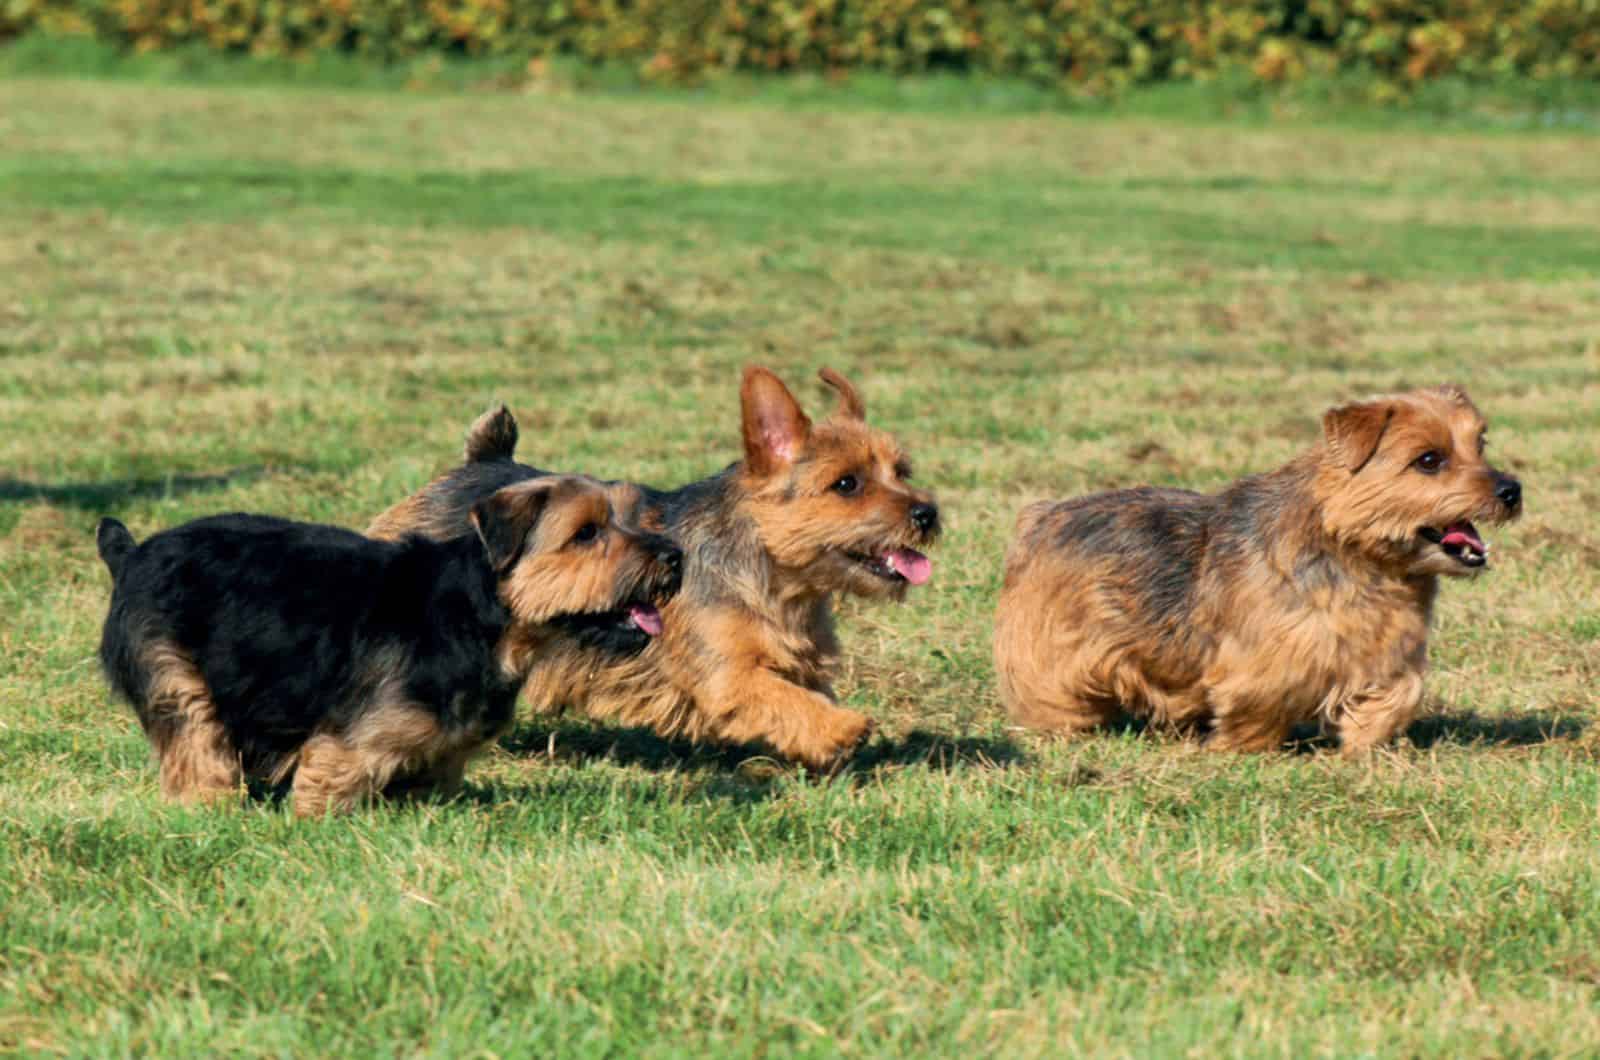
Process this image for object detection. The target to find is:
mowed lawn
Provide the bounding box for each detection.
[2,74,1599,1055]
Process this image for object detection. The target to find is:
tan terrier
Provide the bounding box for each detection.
[97,477,681,815]
[369,366,940,771]
[994,385,1522,753]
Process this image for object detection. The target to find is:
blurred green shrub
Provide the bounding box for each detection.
[3,0,1597,92]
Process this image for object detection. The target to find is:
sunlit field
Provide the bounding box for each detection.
[2,74,1598,1054]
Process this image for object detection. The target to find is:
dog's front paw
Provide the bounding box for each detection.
[801,707,875,773]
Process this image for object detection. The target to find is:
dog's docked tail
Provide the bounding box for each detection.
[96,518,137,580]
[463,404,519,464]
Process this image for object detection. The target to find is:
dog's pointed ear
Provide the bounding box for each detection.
[1323,399,1395,473]
[470,483,552,573]
[463,403,519,464]
[818,367,865,421]
[741,365,811,476]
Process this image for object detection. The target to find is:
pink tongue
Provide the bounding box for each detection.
[884,548,932,586]
[627,604,663,636]
[1440,523,1486,551]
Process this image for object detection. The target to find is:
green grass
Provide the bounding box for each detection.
[2,68,1599,1056]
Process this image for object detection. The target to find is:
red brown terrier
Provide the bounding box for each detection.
[369,366,940,770]
[994,385,1522,753]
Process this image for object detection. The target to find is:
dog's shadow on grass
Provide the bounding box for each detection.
[849,729,1028,773]
[1403,709,1589,749]
[495,720,1027,785]
[0,469,267,511]
[358,725,1030,811]
[1278,709,1590,754]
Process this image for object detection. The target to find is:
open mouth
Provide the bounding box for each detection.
[1419,521,1489,568]
[552,600,665,652]
[846,547,932,586]
[625,603,663,636]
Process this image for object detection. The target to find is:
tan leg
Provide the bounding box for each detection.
[141,642,241,803]
[292,735,378,817]
[702,666,873,771]
[998,670,1124,738]
[1336,672,1425,755]
[1206,709,1293,753]
[993,598,1131,737]
[291,704,446,817]
[158,722,242,803]
[1204,676,1294,754]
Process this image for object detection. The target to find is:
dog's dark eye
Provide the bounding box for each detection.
[895,462,913,482]
[1413,451,1446,474]
[572,523,601,544]
[832,474,861,496]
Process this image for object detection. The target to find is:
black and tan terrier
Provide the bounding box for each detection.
[368,366,940,770]
[994,385,1522,753]
[96,477,682,815]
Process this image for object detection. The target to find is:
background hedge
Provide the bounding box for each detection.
[5,0,1600,92]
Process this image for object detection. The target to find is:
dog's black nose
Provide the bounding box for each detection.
[909,503,939,534]
[1495,476,1522,510]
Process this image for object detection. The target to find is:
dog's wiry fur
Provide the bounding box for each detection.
[97,476,681,815]
[368,367,940,770]
[994,386,1522,753]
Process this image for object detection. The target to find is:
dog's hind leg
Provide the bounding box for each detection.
[141,641,242,803]
[994,601,1134,737]
[1203,677,1295,753]
[995,648,1128,737]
